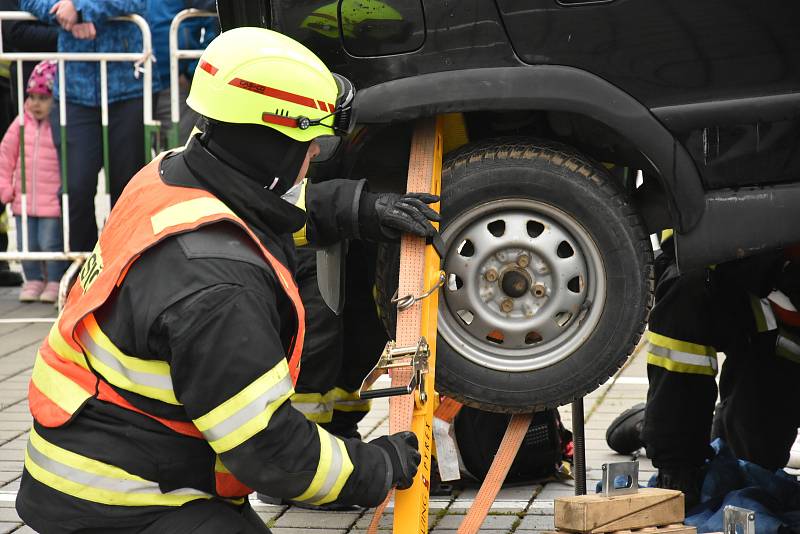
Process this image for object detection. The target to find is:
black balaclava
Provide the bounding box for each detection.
[198,118,310,196]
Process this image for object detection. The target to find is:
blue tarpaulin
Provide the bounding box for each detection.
[595,440,800,532]
[665,440,800,534]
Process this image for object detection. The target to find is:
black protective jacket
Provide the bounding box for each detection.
[16,139,391,533]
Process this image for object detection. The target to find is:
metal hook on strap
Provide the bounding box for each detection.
[392,271,446,311]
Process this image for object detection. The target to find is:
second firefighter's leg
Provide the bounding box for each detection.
[326,241,388,439]
[642,260,718,509]
[721,330,800,471]
[291,248,343,426]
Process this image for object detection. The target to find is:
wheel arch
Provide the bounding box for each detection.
[354,65,704,232]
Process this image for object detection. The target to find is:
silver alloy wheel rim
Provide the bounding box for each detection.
[438,199,606,372]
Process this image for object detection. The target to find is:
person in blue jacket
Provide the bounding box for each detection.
[21,0,160,253]
[149,0,218,147]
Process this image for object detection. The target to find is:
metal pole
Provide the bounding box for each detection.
[58,59,70,254]
[100,59,111,226]
[168,11,181,149]
[168,9,216,148]
[134,13,156,162]
[16,59,28,254]
[572,397,587,496]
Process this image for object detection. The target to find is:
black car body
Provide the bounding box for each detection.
[217,0,800,410]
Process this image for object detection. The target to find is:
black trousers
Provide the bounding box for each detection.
[67,500,270,534]
[643,255,800,471]
[137,500,270,534]
[49,98,145,253]
[294,241,388,437]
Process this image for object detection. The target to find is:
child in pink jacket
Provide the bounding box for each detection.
[0,60,65,303]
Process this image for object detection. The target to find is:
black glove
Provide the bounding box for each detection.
[359,192,440,242]
[371,431,421,490]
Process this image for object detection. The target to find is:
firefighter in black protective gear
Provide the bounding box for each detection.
[290,243,387,440]
[608,233,800,511]
[15,28,435,533]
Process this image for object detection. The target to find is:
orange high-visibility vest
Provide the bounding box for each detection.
[27,156,306,498]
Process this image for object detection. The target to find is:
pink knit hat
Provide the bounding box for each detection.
[26,60,57,96]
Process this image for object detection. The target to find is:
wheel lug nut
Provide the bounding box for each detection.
[517,254,529,268]
[484,269,498,282]
[532,283,547,298]
[501,298,514,312]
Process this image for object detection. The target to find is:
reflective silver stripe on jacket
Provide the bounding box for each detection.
[202,374,293,443]
[76,325,174,391]
[299,431,344,504]
[27,441,209,498]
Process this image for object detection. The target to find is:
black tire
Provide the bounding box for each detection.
[375,138,653,412]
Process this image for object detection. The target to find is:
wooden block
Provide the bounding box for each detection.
[554,488,684,533]
[543,524,697,534]
[610,525,696,534]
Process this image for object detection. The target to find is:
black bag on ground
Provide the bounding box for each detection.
[453,406,572,484]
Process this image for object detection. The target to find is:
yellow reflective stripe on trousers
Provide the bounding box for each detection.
[776,329,800,364]
[647,331,716,357]
[150,197,235,235]
[47,322,89,369]
[30,351,93,414]
[332,388,372,413]
[25,428,211,507]
[194,360,294,453]
[750,295,778,333]
[291,390,335,423]
[292,426,353,506]
[646,331,717,376]
[75,316,179,405]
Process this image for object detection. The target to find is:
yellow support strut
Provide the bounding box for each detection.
[364,116,443,534]
[393,116,443,534]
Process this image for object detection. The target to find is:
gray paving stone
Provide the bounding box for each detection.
[0,440,27,452]
[254,510,285,524]
[448,499,528,512]
[0,422,31,432]
[271,529,347,534]
[353,512,393,530]
[0,452,23,463]
[273,509,360,529]
[0,508,21,523]
[0,474,20,488]
[1,479,20,491]
[518,513,555,530]
[249,502,287,514]
[0,463,22,473]
[494,484,541,500]
[435,513,517,530]
[0,523,22,534]
[526,499,554,515]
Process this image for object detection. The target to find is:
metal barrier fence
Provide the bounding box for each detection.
[167,8,215,149]
[0,11,156,313]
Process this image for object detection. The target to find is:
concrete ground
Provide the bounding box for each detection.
[0,285,653,533]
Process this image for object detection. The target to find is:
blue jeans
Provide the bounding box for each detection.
[50,98,145,252]
[15,216,68,283]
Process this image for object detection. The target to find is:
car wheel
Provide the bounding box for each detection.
[375,138,653,412]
